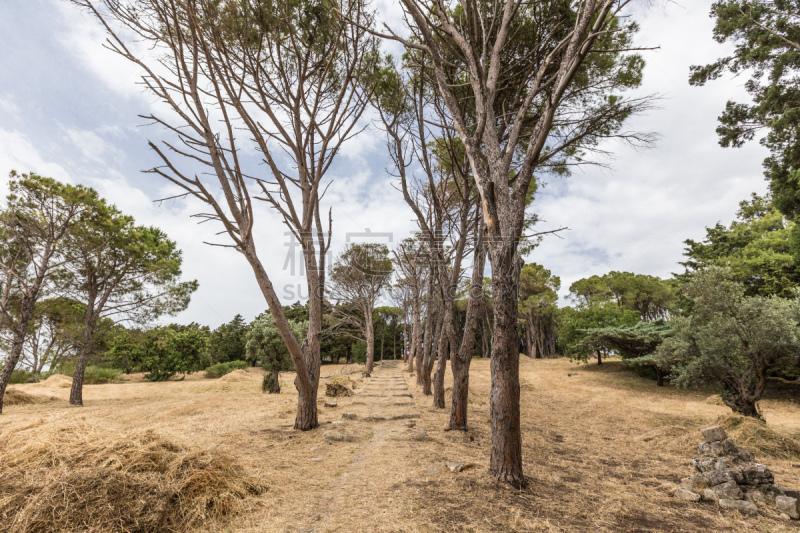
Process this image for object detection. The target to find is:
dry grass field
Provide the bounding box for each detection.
[3,357,800,532]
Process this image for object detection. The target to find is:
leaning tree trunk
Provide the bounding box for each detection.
[487,246,525,488]
[0,331,27,414]
[722,374,766,421]
[449,237,487,430]
[245,241,318,430]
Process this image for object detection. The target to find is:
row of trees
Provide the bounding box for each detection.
[15,0,796,490]
[0,173,196,412]
[70,0,653,488]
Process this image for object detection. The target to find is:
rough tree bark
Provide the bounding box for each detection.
[69,301,99,407]
[422,307,443,396]
[448,223,487,430]
[487,247,525,487]
[365,307,375,377]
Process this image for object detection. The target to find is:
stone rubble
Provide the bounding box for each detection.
[446,462,466,473]
[673,425,799,519]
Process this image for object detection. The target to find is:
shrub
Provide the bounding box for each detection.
[205,360,248,379]
[261,373,279,394]
[83,366,121,384]
[9,369,38,384]
[46,365,120,385]
[353,341,367,364]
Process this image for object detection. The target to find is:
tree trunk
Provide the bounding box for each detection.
[596,350,602,365]
[296,238,325,430]
[724,391,763,420]
[418,289,435,387]
[0,332,26,414]
[655,367,664,387]
[393,329,396,360]
[405,322,413,371]
[487,247,525,488]
[525,316,535,358]
[70,313,98,407]
[722,375,766,420]
[380,321,385,362]
[415,307,424,371]
[270,368,281,393]
[433,321,449,408]
[245,242,318,430]
[365,309,375,377]
[422,310,443,396]
[70,347,91,407]
[449,237,486,430]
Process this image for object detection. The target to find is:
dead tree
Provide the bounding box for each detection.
[72,0,379,429]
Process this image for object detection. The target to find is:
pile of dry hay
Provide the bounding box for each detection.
[4,388,53,406]
[36,374,73,388]
[0,420,268,532]
[218,369,254,383]
[718,414,800,460]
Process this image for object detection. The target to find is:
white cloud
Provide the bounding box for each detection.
[526,0,770,300]
[65,128,121,164]
[0,0,779,327]
[0,129,73,196]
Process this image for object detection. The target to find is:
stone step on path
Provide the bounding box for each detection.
[321,359,427,444]
[299,361,429,530]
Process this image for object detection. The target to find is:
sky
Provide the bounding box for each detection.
[0,1,770,328]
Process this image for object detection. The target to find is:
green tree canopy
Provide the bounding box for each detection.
[557,305,640,363]
[129,324,210,382]
[568,271,674,320]
[690,1,800,218]
[680,193,800,297]
[657,267,800,420]
[61,189,197,405]
[329,243,393,376]
[207,314,248,364]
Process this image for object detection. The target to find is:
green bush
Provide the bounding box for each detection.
[205,360,248,378]
[83,365,121,384]
[353,341,367,364]
[9,369,38,384]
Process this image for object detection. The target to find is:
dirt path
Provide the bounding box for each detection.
[296,361,431,532]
